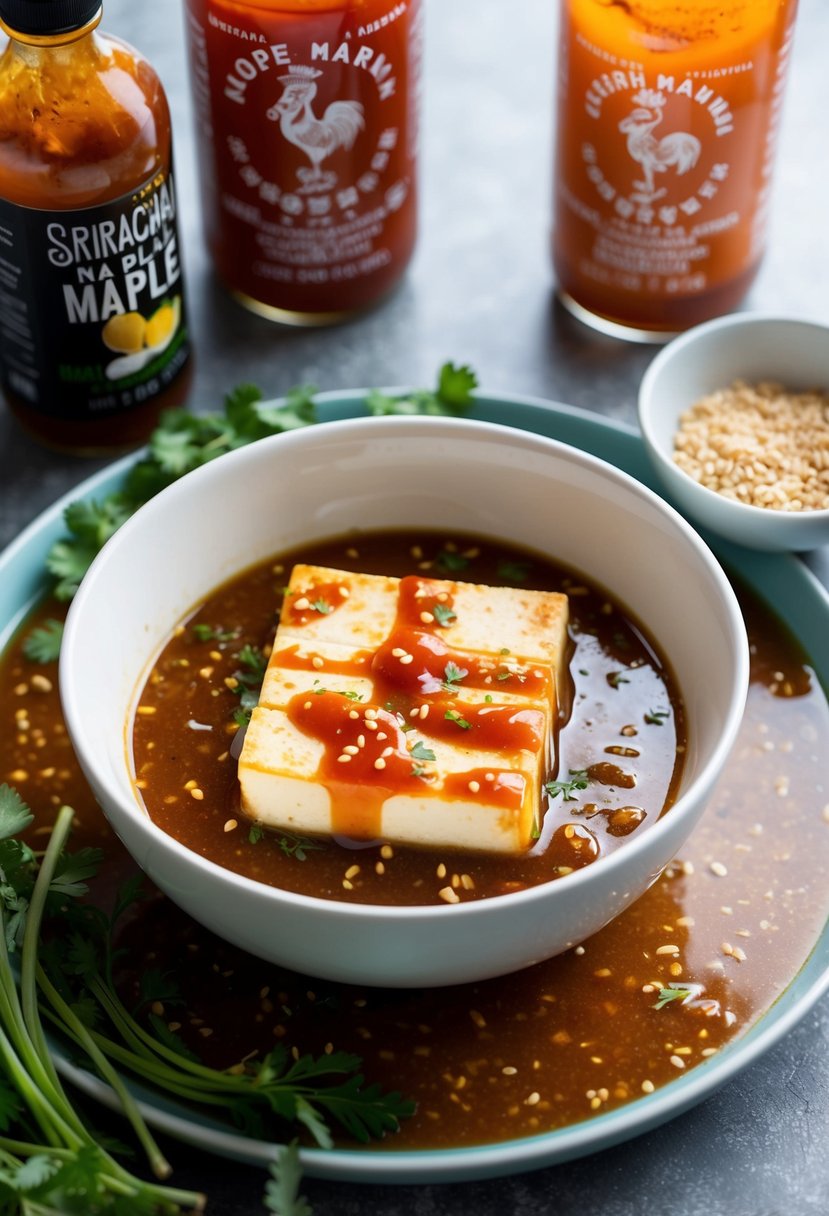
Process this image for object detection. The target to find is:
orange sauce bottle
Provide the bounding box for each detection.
[0,0,191,452]
[183,0,421,324]
[552,0,799,340]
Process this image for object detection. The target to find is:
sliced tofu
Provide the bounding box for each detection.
[237,563,569,855]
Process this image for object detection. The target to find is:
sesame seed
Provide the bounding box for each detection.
[710,861,728,877]
[399,654,414,665]
[669,1055,686,1070]
[293,597,310,610]
[439,887,460,904]
[525,1092,541,1106]
[357,735,366,747]
[381,746,394,758]
[30,674,52,693]
[337,754,352,763]
[312,656,324,670]
[375,861,385,875]
[656,944,680,956]
[345,865,360,880]
[365,708,378,720]
[374,758,387,770]
[346,547,359,558]
[136,705,156,716]
[420,612,435,624]
[468,780,481,793]
[365,720,378,731]
[502,1066,517,1075]
[392,648,406,658]
[641,1079,655,1094]
[469,1009,487,1028]
[377,732,388,741]
[349,709,360,720]
[574,945,586,956]
[380,844,394,859]
[343,745,359,755]
[461,874,475,890]
[342,879,354,891]
[436,863,447,879]
[303,700,312,710]
[339,586,349,598]
[189,788,204,800]
[223,818,238,832]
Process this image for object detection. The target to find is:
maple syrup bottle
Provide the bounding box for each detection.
[0,0,191,453]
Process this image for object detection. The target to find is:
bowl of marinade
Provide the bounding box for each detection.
[60,413,748,987]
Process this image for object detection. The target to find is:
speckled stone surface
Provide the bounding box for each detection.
[1,0,828,1212]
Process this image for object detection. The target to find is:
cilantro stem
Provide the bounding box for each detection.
[37,964,173,1180]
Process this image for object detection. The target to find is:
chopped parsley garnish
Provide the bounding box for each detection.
[653,985,695,1010]
[228,643,269,724]
[22,618,64,663]
[248,823,265,845]
[496,670,512,681]
[410,741,436,762]
[277,831,325,861]
[435,550,469,573]
[607,671,630,689]
[545,769,589,801]
[341,690,364,702]
[644,707,670,726]
[191,623,240,643]
[442,661,469,691]
[311,599,332,615]
[411,764,427,778]
[433,603,457,626]
[497,560,531,583]
[444,709,471,730]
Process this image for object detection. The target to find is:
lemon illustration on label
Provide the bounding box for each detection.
[104,296,182,382]
[102,311,147,354]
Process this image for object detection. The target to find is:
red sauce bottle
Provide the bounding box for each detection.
[184,0,421,324]
[0,0,191,452]
[551,0,798,340]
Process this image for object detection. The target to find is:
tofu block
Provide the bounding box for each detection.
[238,564,569,855]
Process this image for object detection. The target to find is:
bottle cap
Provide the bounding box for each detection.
[0,0,102,37]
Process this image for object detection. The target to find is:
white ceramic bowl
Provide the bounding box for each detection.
[60,415,748,988]
[639,313,829,553]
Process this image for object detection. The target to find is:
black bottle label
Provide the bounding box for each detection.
[0,167,189,421]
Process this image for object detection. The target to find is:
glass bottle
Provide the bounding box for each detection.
[183,0,422,324]
[551,0,799,341]
[0,0,191,453]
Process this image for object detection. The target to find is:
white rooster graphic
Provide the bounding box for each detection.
[618,89,701,202]
[267,65,365,192]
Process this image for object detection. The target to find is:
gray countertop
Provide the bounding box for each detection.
[1,0,828,1212]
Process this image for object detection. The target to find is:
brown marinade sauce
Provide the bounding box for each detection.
[131,530,687,904]
[1,548,828,1151]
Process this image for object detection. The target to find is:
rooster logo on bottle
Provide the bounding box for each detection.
[267,65,365,192]
[619,89,701,202]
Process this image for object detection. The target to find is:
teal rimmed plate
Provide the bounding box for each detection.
[2,392,828,1183]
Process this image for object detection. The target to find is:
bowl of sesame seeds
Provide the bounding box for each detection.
[638,314,829,552]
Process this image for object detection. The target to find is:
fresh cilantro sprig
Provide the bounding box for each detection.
[432,604,456,626]
[444,709,471,730]
[545,769,589,801]
[365,361,476,417]
[0,787,414,1209]
[644,708,670,726]
[40,366,476,611]
[265,1142,311,1216]
[0,794,205,1213]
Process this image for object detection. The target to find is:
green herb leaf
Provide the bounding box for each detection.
[545,769,589,801]
[0,785,34,841]
[436,361,478,408]
[191,623,240,643]
[410,741,436,762]
[496,561,531,583]
[644,708,670,726]
[653,985,695,1010]
[249,823,265,845]
[444,709,471,730]
[365,362,477,418]
[265,1142,313,1216]
[311,600,332,615]
[432,603,457,626]
[22,618,64,663]
[607,672,630,689]
[278,831,325,862]
[442,661,468,691]
[434,550,469,573]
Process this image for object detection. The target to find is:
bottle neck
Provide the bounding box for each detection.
[0,4,102,47]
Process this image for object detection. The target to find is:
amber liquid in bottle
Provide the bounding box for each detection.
[0,10,191,452]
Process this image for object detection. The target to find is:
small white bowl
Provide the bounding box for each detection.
[639,314,829,553]
[60,414,748,988]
